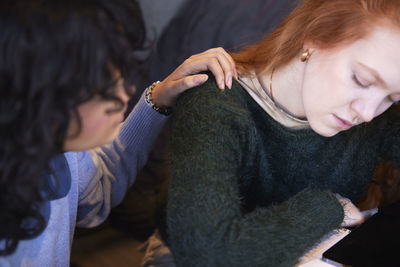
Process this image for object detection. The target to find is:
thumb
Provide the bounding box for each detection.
[174,74,209,94]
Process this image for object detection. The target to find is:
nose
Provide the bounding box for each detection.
[351,97,380,123]
[119,89,130,104]
[129,85,137,97]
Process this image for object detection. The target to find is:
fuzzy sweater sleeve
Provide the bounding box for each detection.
[167,78,344,267]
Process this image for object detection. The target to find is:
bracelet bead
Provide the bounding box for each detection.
[144,81,172,116]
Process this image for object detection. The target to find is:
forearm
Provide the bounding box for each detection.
[76,93,168,227]
[168,169,343,267]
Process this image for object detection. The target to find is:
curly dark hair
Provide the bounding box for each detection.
[0,0,145,255]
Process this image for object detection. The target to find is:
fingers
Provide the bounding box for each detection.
[173,74,209,94]
[209,47,237,78]
[205,57,232,90]
[193,47,237,89]
[336,194,364,227]
[173,47,237,90]
[151,47,237,109]
[151,74,209,108]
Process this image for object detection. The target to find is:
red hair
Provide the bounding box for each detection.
[232,0,400,75]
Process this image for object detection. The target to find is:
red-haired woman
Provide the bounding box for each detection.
[164,0,400,266]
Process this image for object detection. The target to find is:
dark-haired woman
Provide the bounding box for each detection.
[0,0,236,265]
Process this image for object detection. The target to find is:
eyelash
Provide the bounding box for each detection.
[351,72,399,105]
[352,73,369,88]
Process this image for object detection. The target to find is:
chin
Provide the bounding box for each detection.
[105,128,121,143]
[309,122,338,137]
[314,130,336,137]
[322,131,338,137]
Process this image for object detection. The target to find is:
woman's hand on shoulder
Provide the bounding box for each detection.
[150,47,238,108]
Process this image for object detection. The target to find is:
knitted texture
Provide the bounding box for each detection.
[167,73,400,267]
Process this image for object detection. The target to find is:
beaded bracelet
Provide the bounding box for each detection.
[144,81,172,116]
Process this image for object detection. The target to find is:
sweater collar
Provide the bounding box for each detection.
[237,73,310,129]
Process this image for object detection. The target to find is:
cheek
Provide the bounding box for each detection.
[375,101,394,118]
[65,100,124,150]
[81,114,108,133]
[81,111,121,136]
[77,102,117,137]
[301,76,335,134]
[301,75,327,116]
[303,52,350,108]
[303,65,348,115]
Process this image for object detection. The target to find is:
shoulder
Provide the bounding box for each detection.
[171,73,258,150]
[175,72,251,120]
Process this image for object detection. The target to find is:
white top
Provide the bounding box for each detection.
[237,73,310,129]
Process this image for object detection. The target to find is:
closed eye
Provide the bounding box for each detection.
[352,73,369,88]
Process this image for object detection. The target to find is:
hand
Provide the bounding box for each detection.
[151,47,237,108]
[335,194,364,227]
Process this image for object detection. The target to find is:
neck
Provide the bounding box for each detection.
[258,59,306,119]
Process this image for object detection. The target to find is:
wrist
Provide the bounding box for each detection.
[144,81,172,116]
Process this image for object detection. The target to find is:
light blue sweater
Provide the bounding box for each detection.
[1,93,168,267]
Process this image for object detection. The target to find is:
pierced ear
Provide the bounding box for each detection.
[302,40,317,54]
[308,48,315,55]
[301,41,317,61]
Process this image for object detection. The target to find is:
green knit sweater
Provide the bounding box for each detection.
[167,74,400,267]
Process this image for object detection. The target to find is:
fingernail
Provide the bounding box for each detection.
[195,75,207,85]
[219,79,225,90]
[226,76,232,89]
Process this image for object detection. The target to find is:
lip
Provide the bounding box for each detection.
[333,115,353,130]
